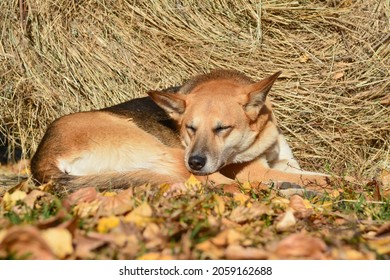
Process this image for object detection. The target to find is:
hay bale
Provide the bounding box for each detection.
[0,0,388,177]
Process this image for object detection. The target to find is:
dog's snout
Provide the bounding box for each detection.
[188,155,206,171]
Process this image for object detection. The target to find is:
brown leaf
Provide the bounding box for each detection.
[225,245,268,260]
[73,231,106,259]
[97,188,134,216]
[65,187,98,206]
[36,209,69,230]
[0,226,55,259]
[376,222,390,238]
[273,233,327,259]
[365,222,390,255]
[289,195,313,218]
[229,204,267,223]
[23,190,46,208]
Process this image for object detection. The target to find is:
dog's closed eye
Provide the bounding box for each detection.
[186,124,197,134]
[214,125,232,134]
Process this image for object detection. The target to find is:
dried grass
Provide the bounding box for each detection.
[0,0,389,177]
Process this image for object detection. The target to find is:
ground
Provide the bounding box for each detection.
[0,161,389,260]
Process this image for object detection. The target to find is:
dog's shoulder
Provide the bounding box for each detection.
[101,96,181,147]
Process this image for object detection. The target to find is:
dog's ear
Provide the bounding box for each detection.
[147,91,186,120]
[243,71,281,120]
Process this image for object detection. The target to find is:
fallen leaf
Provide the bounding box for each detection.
[375,221,390,237]
[225,245,268,260]
[143,223,160,241]
[41,228,73,259]
[65,187,98,206]
[233,193,250,205]
[23,190,46,208]
[289,195,313,218]
[229,204,267,223]
[185,175,203,193]
[144,223,165,249]
[73,231,106,259]
[367,237,390,255]
[0,226,55,259]
[365,222,390,255]
[241,181,252,191]
[330,189,341,199]
[275,209,296,232]
[73,200,101,218]
[273,233,327,259]
[97,188,134,216]
[213,195,225,215]
[2,190,27,210]
[124,202,153,227]
[137,252,174,260]
[195,240,224,259]
[271,197,290,209]
[97,216,120,233]
[211,229,243,246]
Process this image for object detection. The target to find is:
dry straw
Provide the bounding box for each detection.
[0,0,389,178]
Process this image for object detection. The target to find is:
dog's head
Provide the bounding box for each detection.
[148,71,281,175]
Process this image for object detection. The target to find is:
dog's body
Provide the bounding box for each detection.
[31,70,329,191]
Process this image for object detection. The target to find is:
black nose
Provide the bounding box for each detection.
[188,155,206,170]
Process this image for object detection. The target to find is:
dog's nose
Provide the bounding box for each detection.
[188,155,206,171]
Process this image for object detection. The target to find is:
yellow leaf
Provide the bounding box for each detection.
[102,191,117,197]
[97,216,120,233]
[41,228,73,259]
[234,193,250,205]
[271,197,290,209]
[241,181,252,191]
[367,236,390,255]
[158,183,171,195]
[2,190,27,210]
[303,199,313,209]
[330,189,340,199]
[185,175,203,193]
[124,202,153,227]
[213,195,225,215]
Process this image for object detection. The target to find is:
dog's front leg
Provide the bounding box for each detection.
[229,159,332,192]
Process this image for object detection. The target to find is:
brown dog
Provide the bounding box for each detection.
[31,70,329,191]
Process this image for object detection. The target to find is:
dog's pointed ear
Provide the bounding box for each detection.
[243,71,281,120]
[147,91,186,120]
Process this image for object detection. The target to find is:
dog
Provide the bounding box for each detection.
[30,70,330,192]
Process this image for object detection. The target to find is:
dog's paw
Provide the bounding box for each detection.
[276,181,317,198]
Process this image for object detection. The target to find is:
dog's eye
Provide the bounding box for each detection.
[186,124,196,133]
[214,125,232,134]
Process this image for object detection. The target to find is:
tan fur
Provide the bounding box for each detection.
[31,70,331,192]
